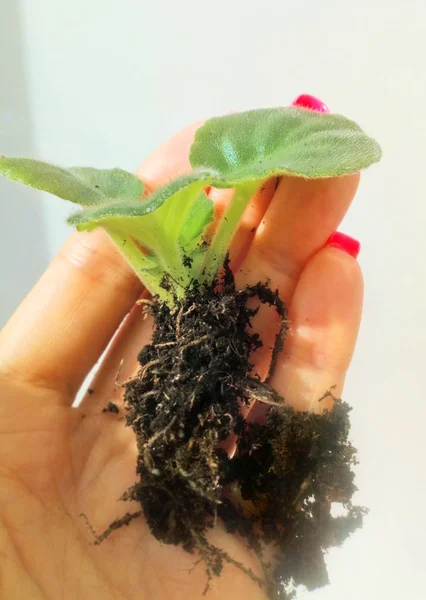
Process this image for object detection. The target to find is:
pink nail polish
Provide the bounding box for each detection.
[326,232,360,259]
[291,94,330,113]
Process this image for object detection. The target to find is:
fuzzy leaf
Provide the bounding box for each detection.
[190,107,382,184]
[68,167,144,202]
[68,172,212,226]
[0,157,144,206]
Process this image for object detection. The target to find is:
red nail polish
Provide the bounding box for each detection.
[291,94,330,113]
[326,232,360,259]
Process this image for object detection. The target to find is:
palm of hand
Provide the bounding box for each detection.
[1,379,265,599]
[0,123,362,600]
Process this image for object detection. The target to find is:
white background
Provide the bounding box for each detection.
[1,1,425,598]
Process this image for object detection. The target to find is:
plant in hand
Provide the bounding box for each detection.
[0,107,381,598]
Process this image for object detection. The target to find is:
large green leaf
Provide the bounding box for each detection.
[190,107,382,184]
[0,157,144,205]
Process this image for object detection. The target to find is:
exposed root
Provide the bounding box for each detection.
[80,511,143,545]
[175,305,184,338]
[318,386,338,403]
[245,379,287,408]
[155,341,177,349]
[179,334,213,356]
[142,416,177,472]
[136,298,154,307]
[190,530,266,596]
[114,358,125,387]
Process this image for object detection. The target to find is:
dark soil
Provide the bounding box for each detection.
[94,265,365,599]
[102,401,120,414]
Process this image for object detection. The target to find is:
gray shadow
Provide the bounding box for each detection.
[0,1,49,327]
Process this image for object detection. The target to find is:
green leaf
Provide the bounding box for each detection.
[145,170,213,216]
[179,191,214,252]
[68,167,144,202]
[190,107,382,184]
[68,172,211,227]
[0,157,144,206]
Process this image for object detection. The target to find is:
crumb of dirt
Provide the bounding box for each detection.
[103,401,120,414]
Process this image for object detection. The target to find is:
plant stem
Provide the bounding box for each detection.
[107,228,171,302]
[200,180,259,283]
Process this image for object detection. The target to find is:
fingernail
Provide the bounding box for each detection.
[291,94,330,113]
[326,232,361,259]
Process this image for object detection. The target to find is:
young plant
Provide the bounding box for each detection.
[1,107,381,599]
[1,107,381,300]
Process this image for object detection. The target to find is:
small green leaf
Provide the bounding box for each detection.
[0,157,144,206]
[190,107,382,184]
[179,191,214,252]
[144,171,213,216]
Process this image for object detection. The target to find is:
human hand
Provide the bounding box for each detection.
[0,112,362,599]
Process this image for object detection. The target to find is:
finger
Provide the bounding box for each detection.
[236,174,360,377]
[249,241,363,422]
[237,173,360,302]
[136,120,204,191]
[0,229,142,399]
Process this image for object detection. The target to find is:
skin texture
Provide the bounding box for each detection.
[0,121,363,600]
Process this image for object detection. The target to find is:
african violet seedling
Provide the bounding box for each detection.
[1,107,381,599]
[1,108,380,300]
